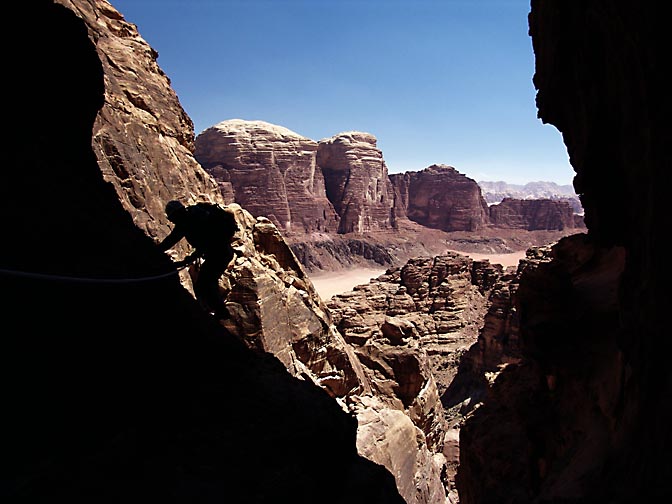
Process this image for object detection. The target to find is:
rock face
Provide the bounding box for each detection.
[390,165,490,232]
[442,246,551,418]
[84,0,222,237]
[206,208,454,504]
[327,254,500,390]
[210,205,370,399]
[317,132,398,233]
[291,237,395,272]
[327,253,505,499]
[3,2,412,502]
[457,235,628,502]
[456,1,671,502]
[488,197,581,230]
[194,119,340,234]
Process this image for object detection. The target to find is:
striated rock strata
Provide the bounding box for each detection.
[191,124,582,275]
[488,197,581,230]
[290,237,395,272]
[317,131,398,233]
[327,253,505,499]
[390,165,490,232]
[194,119,340,234]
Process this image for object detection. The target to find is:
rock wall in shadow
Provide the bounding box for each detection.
[456,2,670,502]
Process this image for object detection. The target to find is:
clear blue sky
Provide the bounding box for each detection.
[109,0,575,185]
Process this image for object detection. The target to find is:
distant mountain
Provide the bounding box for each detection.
[478,180,583,214]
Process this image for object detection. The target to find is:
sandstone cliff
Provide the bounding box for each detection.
[316,131,399,233]
[488,197,581,230]
[193,123,581,274]
[390,165,490,232]
[194,119,340,234]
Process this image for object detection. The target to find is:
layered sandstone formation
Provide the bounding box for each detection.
[198,205,369,398]
[488,197,580,230]
[327,253,505,499]
[390,165,490,232]
[456,2,670,502]
[442,246,552,417]
[194,119,340,234]
[290,237,395,271]
[72,0,221,237]
[317,132,398,233]
[192,124,582,274]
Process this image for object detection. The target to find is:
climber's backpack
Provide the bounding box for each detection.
[189,202,239,245]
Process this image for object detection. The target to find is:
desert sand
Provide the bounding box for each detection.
[309,267,388,300]
[308,250,527,300]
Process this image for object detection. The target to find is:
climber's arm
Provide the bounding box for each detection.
[158,225,185,252]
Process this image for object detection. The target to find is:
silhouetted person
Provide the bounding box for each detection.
[159,200,238,319]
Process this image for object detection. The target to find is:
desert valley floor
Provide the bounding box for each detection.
[309,249,528,300]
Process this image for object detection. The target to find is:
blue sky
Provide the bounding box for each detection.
[110,0,575,185]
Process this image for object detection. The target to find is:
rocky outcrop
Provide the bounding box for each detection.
[390,165,490,232]
[194,119,340,234]
[205,205,369,399]
[327,253,505,499]
[202,207,452,504]
[327,254,501,390]
[81,0,222,237]
[456,2,671,502]
[457,235,627,502]
[488,197,581,230]
[317,132,398,233]
[442,246,552,418]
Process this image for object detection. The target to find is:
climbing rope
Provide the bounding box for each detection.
[0,263,191,285]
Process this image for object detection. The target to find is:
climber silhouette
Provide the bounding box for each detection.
[159,200,238,319]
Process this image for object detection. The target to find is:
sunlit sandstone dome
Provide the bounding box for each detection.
[195,119,399,235]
